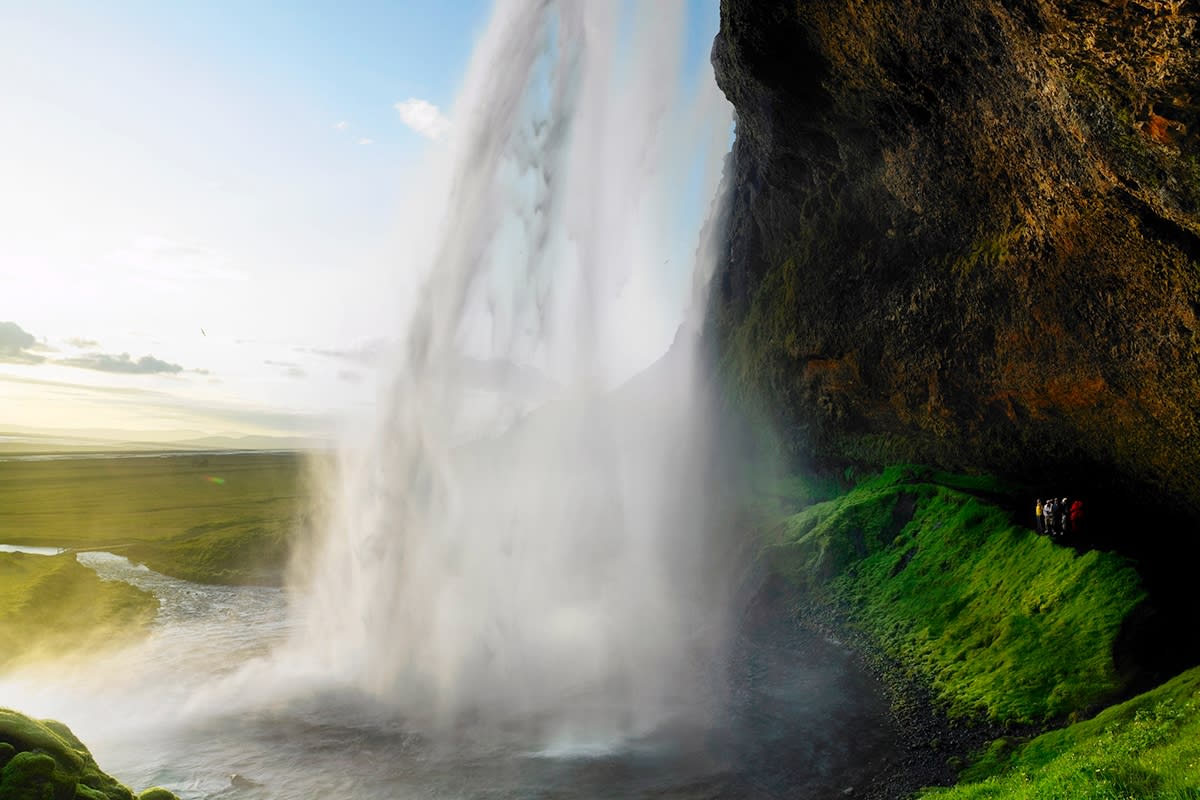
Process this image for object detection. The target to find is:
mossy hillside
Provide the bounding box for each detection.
[0,452,313,585]
[923,665,1200,799]
[763,466,1145,723]
[0,708,178,800]
[0,552,157,669]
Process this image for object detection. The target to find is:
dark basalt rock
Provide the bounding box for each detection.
[708,0,1200,518]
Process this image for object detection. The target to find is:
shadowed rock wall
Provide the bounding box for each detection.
[709,0,1200,515]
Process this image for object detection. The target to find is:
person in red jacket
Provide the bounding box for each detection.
[1069,498,1084,535]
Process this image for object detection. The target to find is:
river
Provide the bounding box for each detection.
[0,551,901,799]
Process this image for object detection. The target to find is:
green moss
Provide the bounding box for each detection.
[948,228,1020,279]
[0,709,144,800]
[137,788,181,800]
[0,710,186,800]
[743,469,847,527]
[762,466,1145,723]
[924,666,1200,798]
[831,432,919,467]
[1069,62,1200,213]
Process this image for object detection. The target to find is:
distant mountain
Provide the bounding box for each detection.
[0,426,331,454]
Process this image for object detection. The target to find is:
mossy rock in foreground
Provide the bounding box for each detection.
[0,708,178,800]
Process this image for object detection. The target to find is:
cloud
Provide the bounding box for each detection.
[58,352,184,375]
[299,338,390,365]
[0,372,170,397]
[334,120,349,131]
[66,337,100,349]
[0,322,36,352]
[395,98,451,140]
[106,234,248,283]
[3,323,195,376]
[0,321,45,364]
[358,138,374,145]
[264,359,306,379]
[0,372,335,440]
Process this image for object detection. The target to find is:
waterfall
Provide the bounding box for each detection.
[278,0,734,748]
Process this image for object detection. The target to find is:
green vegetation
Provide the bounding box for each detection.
[757,464,1200,794]
[948,228,1021,279]
[0,708,178,800]
[0,552,157,670]
[760,465,1144,723]
[0,452,312,585]
[924,666,1200,799]
[0,451,311,666]
[0,452,306,797]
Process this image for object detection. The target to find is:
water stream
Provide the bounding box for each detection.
[0,544,64,555]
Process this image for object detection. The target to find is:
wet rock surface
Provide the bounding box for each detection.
[708,0,1200,518]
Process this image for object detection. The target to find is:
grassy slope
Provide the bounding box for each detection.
[0,452,310,585]
[922,666,1200,799]
[0,552,157,670]
[0,708,177,800]
[762,465,1145,723]
[758,465,1200,795]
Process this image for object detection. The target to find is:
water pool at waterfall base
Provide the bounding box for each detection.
[0,552,901,800]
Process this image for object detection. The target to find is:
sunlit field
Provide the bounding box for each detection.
[0,451,310,672]
[0,452,310,585]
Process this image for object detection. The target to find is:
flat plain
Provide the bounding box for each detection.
[0,451,312,667]
[0,451,311,585]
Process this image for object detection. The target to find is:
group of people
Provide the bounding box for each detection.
[1035,496,1084,536]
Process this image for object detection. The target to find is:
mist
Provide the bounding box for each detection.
[274,0,738,748]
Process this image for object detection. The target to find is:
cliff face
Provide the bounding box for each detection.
[710,0,1200,514]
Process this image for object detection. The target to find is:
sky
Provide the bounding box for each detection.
[0,0,724,445]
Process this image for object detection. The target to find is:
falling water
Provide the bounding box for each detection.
[274,0,736,748]
[0,5,911,795]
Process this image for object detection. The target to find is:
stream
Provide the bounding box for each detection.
[0,551,902,799]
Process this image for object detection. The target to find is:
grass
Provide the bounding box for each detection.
[923,666,1200,799]
[761,465,1145,724]
[0,552,157,670]
[0,708,177,799]
[0,452,312,585]
[0,451,311,666]
[754,464,1200,793]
